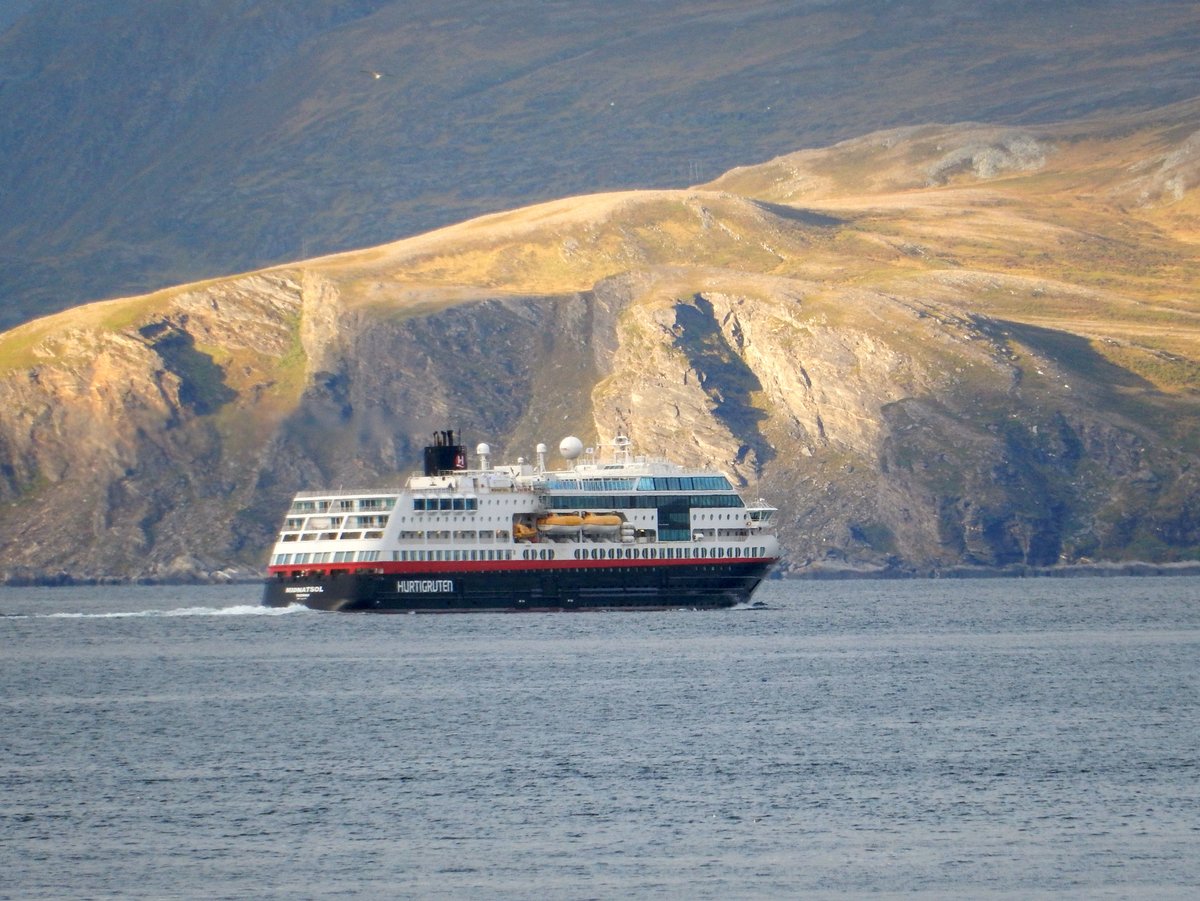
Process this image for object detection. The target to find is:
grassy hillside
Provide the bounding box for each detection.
[1,0,1197,327]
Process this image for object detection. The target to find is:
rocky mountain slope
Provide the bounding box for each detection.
[2,0,1198,328]
[1,101,1198,581]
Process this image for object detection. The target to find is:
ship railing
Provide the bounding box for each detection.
[289,499,397,516]
[690,528,765,542]
[292,489,400,501]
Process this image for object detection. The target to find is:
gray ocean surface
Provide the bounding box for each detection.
[2,577,1198,900]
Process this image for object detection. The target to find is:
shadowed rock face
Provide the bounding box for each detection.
[1,106,1199,582]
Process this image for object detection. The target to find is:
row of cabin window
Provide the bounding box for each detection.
[544,493,744,511]
[290,498,396,514]
[641,476,733,491]
[413,497,479,512]
[545,478,636,491]
[544,476,733,492]
[412,549,511,561]
[397,530,511,541]
[272,549,517,565]
[273,550,382,564]
[570,545,768,560]
[283,515,389,530]
[279,531,385,542]
[271,544,769,566]
[279,527,755,545]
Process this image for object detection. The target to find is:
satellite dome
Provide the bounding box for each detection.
[475,443,491,457]
[559,436,584,460]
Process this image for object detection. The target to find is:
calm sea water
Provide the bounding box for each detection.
[2,578,1198,899]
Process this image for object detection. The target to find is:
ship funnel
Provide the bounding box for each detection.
[423,429,467,476]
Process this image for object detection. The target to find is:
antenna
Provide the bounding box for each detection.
[612,434,632,464]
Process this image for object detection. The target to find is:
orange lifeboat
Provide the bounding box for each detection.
[581,512,622,534]
[536,513,583,534]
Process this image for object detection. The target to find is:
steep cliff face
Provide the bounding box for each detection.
[0,274,305,578]
[588,277,1200,574]
[1,107,1198,581]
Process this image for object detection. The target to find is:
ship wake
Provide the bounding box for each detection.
[35,603,311,619]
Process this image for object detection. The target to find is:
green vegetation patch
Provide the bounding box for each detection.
[1098,342,1200,393]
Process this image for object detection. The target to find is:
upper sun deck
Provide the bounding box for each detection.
[287,434,753,505]
[405,463,737,496]
[542,471,735,492]
[406,435,741,493]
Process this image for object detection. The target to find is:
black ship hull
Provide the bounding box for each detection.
[263,559,773,612]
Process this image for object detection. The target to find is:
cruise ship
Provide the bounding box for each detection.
[263,431,780,612]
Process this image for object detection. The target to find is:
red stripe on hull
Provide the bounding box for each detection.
[267,555,778,579]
